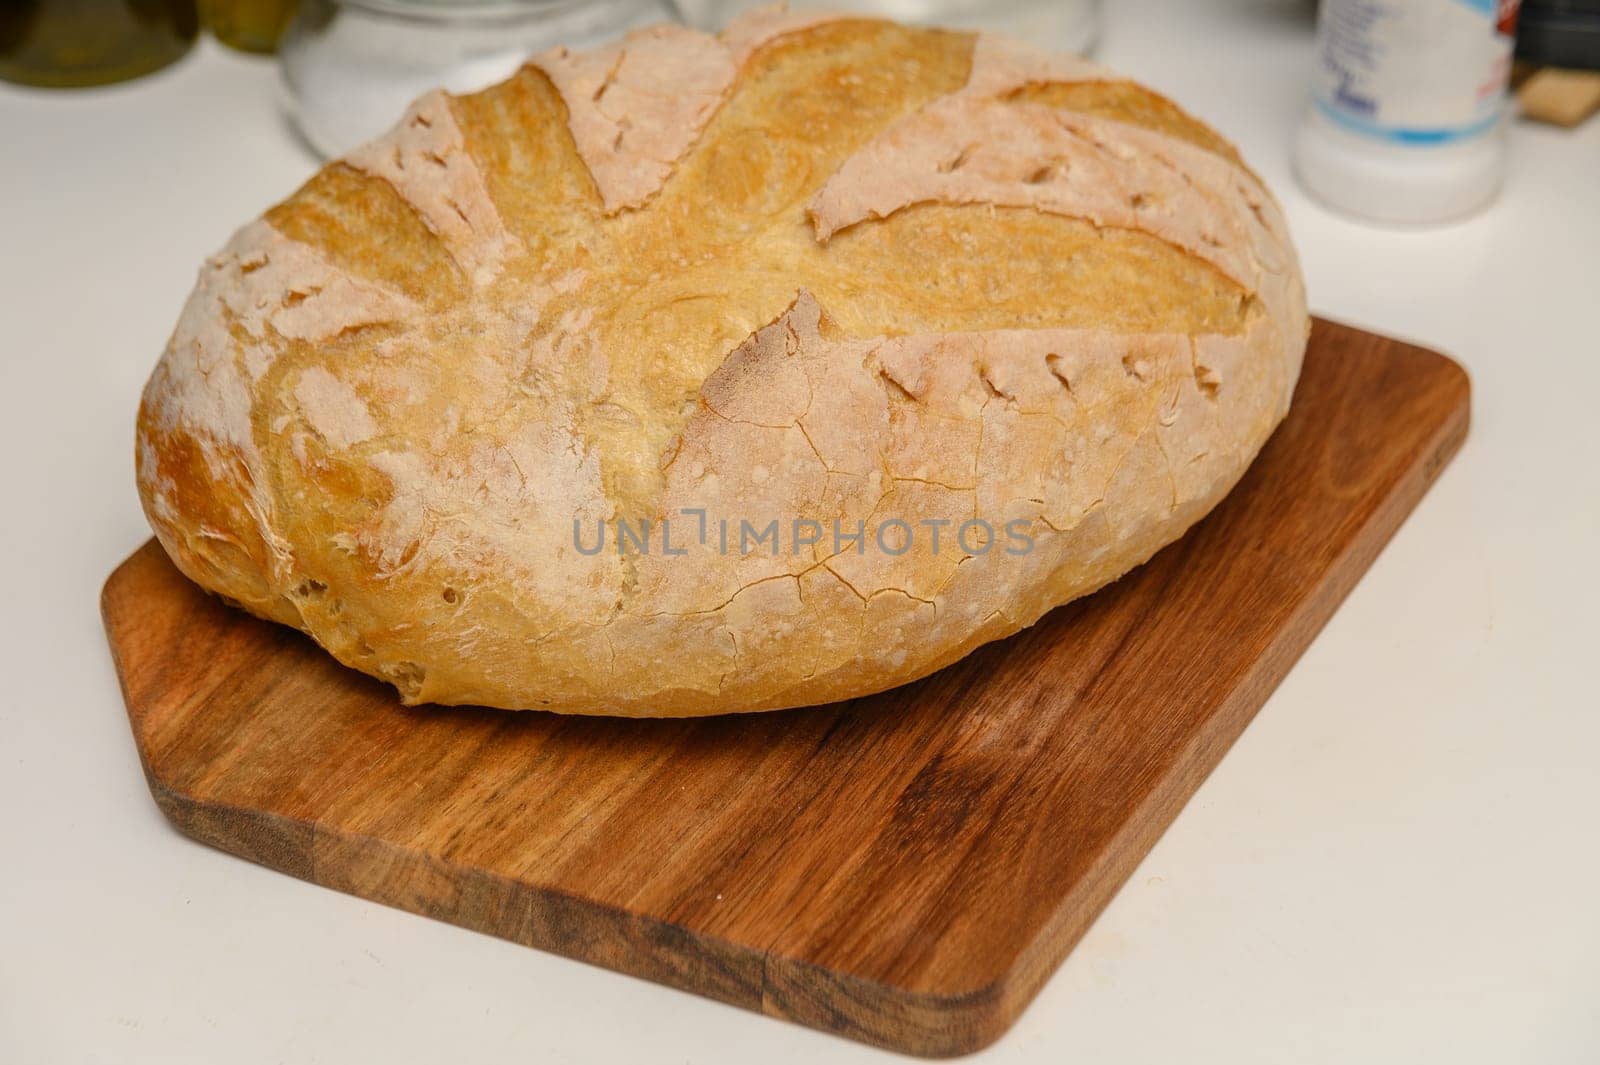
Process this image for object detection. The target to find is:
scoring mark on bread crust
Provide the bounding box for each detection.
[344,90,517,279]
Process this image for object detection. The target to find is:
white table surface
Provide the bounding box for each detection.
[3,1,1597,1061]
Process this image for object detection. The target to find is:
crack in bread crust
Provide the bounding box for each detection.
[136,13,1309,715]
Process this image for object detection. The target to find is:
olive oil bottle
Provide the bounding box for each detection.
[199,0,297,54]
[0,0,199,88]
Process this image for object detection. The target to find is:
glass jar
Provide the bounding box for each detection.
[676,0,1100,55]
[200,0,300,54]
[280,0,677,159]
[0,0,199,88]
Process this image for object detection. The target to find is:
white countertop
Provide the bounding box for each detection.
[3,1,1597,1061]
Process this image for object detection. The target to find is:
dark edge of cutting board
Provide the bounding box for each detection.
[103,318,1470,1057]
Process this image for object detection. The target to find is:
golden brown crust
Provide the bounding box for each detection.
[136,13,1308,715]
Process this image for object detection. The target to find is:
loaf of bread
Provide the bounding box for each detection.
[136,9,1308,716]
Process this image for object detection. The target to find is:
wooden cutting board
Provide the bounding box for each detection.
[103,319,1468,1058]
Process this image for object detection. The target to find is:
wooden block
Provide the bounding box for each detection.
[103,319,1469,1057]
[1518,67,1600,127]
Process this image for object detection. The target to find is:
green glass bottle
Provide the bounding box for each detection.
[0,0,199,88]
[199,0,298,55]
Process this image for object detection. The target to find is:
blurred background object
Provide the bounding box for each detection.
[1515,0,1600,68]
[1294,0,1520,226]
[280,0,675,159]
[1512,0,1600,125]
[675,0,1100,55]
[1516,64,1600,123]
[0,0,198,87]
[200,0,298,53]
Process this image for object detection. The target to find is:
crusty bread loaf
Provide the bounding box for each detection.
[135,9,1309,716]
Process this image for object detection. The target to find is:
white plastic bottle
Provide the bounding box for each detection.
[1294,0,1521,225]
